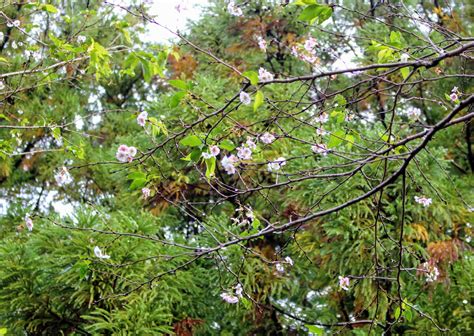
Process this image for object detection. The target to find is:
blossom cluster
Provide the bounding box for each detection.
[54,166,73,186]
[220,283,243,304]
[291,37,319,65]
[414,195,432,207]
[94,246,111,259]
[419,261,439,282]
[227,1,242,16]
[338,276,350,291]
[116,144,137,163]
[25,215,33,232]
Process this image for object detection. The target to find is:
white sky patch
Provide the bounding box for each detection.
[144,0,209,43]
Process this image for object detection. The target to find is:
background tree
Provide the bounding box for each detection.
[0,0,473,335]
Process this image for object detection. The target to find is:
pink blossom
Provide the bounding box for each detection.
[316,128,327,136]
[260,132,275,144]
[25,216,33,231]
[246,137,256,150]
[338,276,350,291]
[142,187,151,198]
[210,145,220,157]
[220,292,239,304]
[304,37,317,52]
[94,246,110,259]
[419,262,439,282]
[116,145,137,162]
[450,92,458,102]
[118,144,129,153]
[258,67,274,82]
[314,112,329,124]
[237,146,252,160]
[276,263,285,273]
[239,91,251,105]
[221,155,238,175]
[311,143,328,156]
[137,111,148,127]
[267,157,286,172]
[256,35,267,51]
[414,196,432,207]
[227,1,242,16]
[55,166,73,186]
[234,283,243,298]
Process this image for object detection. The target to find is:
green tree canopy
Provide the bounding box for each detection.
[0,0,473,335]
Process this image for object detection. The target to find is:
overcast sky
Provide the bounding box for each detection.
[145,0,209,43]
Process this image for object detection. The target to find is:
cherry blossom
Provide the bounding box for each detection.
[450,92,458,102]
[221,155,238,175]
[256,35,267,51]
[276,263,285,273]
[258,67,274,82]
[314,112,329,124]
[311,143,328,156]
[25,215,33,232]
[316,127,327,136]
[77,35,86,43]
[94,246,111,259]
[419,262,439,282]
[210,145,220,157]
[260,132,275,144]
[227,1,242,16]
[284,256,294,266]
[405,106,421,119]
[267,157,286,172]
[400,53,409,62]
[304,37,317,52]
[237,146,252,160]
[414,196,432,207]
[137,111,148,127]
[55,166,73,186]
[116,145,137,163]
[142,187,151,198]
[234,283,243,298]
[338,276,350,291]
[245,137,256,150]
[239,91,251,105]
[220,292,239,304]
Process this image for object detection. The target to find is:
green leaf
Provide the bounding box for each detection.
[169,79,189,90]
[317,6,332,24]
[305,324,324,335]
[0,327,7,335]
[0,57,9,63]
[298,4,332,24]
[400,67,410,79]
[334,94,347,107]
[42,4,58,13]
[394,306,401,319]
[242,71,259,85]
[219,139,235,151]
[205,156,216,179]
[127,171,146,180]
[170,91,186,108]
[129,178,147,191]
[345,134,355,149]
[328,130,345,148]
[293,0,317,5]
[298,4,320,21]
[180,135,202,147]
[52,127,61,141]
[254,90,264,111]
